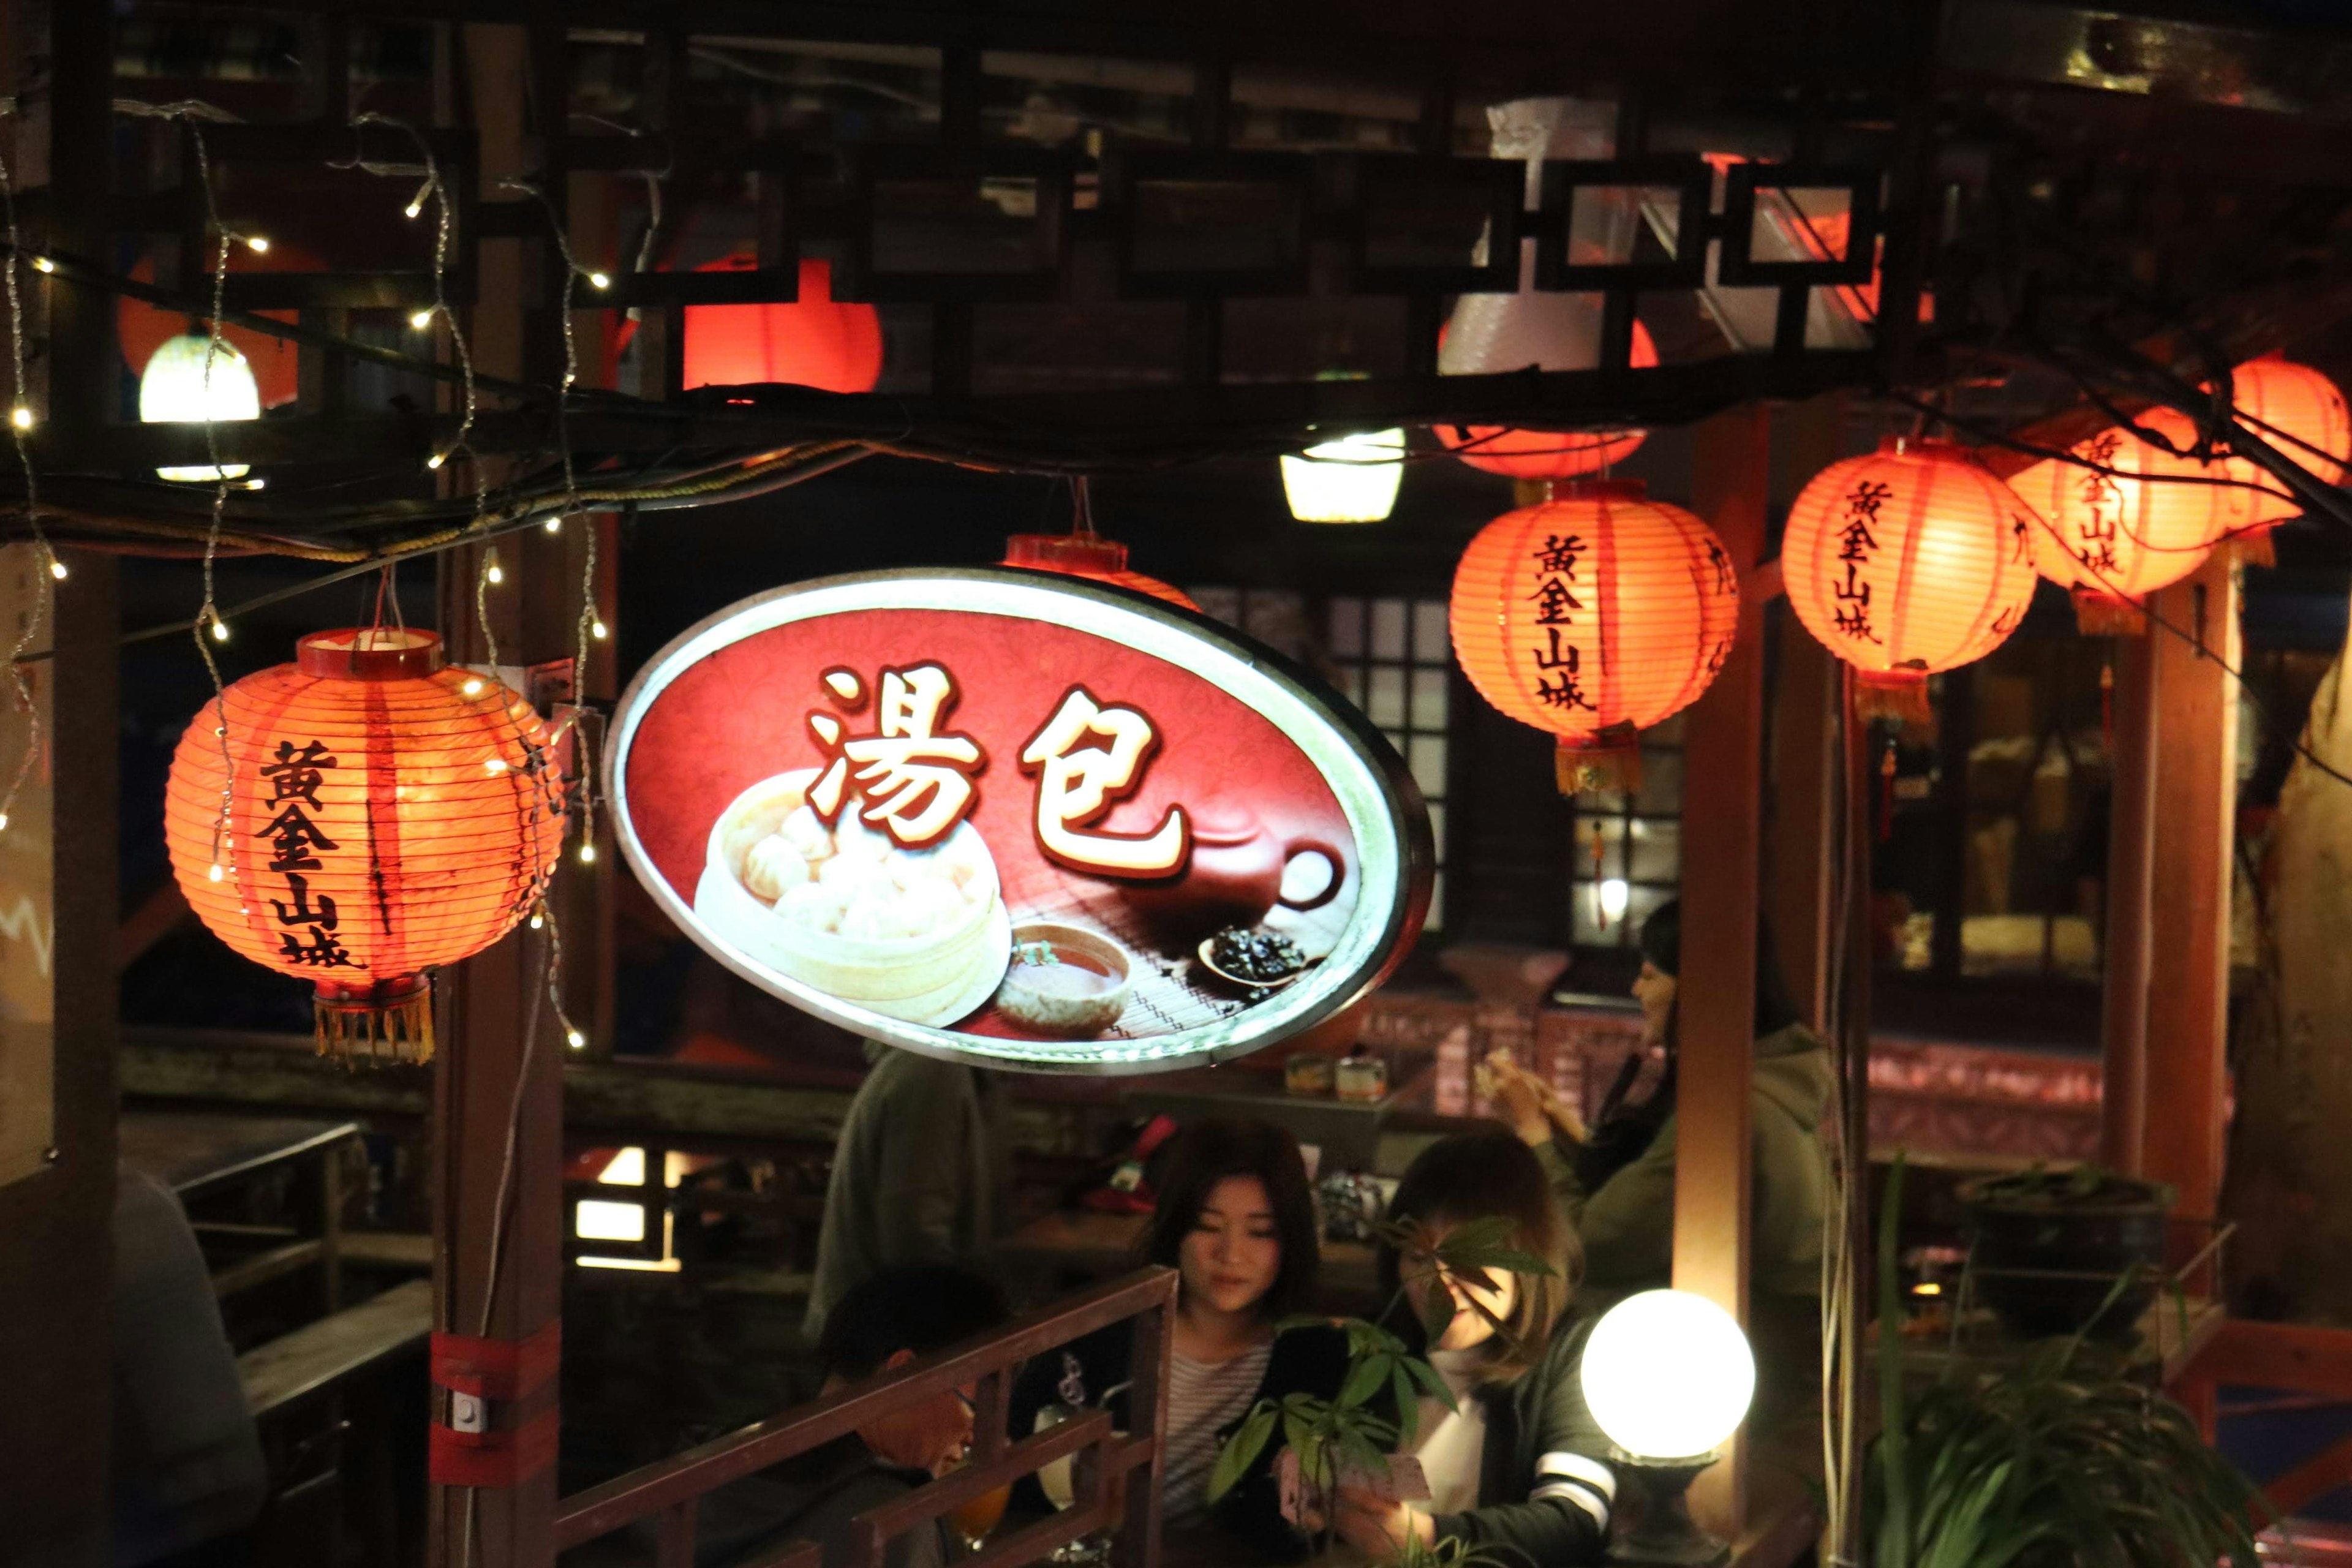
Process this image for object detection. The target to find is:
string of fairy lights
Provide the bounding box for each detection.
[0,109,55,840]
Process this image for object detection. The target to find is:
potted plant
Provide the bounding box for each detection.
[1869,1159,2268,1568]
[1957,1164,2174,1341]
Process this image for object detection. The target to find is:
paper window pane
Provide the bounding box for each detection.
[1627,816,1681,882]
[1382,728,1408,759]
[1330,597,1364,657]
[1427,801,1447,862]
[1340,665,1366,710]
[1367,666,1406,728]
[1635,748,1683,812]
[1411,668,1449,732]
[1426,872,1445,930]
[1412,600,1449,662]
[1409,734,1448,801]
[1371,598,1408,660]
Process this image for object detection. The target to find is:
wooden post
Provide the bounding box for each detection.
[2100,631,2158,1175]
[1766,394,1842,1025]
[1675,404,1770,1535]
[2141,555,2239,1259]
[427,25,566,1568]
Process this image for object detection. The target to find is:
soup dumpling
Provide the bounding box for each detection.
[742,833,810,903]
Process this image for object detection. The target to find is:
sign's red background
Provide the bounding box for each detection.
[621,606,1356,962]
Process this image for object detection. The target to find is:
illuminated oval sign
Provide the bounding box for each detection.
[606,569,1433,1074]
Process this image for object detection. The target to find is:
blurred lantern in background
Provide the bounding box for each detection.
[2210,356,2347,562]
[118,248,311,410]
[681,256,883,394]
[1782,438,2040,720]
[139,334,262,483]
[1450,478,1739,793]
[164,628,567,1064]
[1282,428,1406,522]
[1001,532,1198,611]
[2010,409,2237,634]
[1436,318,1658,479]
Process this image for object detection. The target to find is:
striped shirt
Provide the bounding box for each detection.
[1161,1343,1275,1525]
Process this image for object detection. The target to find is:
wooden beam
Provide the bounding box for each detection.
[2101,631,2158,1175]
[1765,394,1842,1027]
[2190,1319,2352,1404]
[2141,553,2240,1246]
[1675,402,1771,1536]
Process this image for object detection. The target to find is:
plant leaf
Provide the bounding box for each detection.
[1339,1352,1392,1410]
[1208,1401,1277,1504]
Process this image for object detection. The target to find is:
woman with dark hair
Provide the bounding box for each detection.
[1489,899,1830,1417]
[1008,1118,1347,1557]
[1327,1131,1613,1566]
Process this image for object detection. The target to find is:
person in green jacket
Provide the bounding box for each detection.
[1488,900,1831,1422]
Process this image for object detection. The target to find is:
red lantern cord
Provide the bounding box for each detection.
[1589,820,1608,929]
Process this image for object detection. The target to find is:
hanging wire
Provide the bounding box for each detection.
[0,118,50,836]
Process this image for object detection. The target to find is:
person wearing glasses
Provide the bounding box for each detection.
[696,1264,1011,1568]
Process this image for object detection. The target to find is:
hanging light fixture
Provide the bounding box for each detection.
[681,256,883,394]
[2009,409,2238,634]
[1002,478,1199,610]
[140,334,262,483]
[1782,438,2041,720]
[1281,428,1406,523]
[163,628,567,1063]
[119,247,310,410]
[1450,479,1739,793]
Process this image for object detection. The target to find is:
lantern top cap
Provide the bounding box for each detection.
[297,627,444,681]
[1545,478,1649,503]
[1874,435,1975,462]
[1003,533,1129,575]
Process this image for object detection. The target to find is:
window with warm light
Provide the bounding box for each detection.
[1327,597,1450,930]
[1566,713,1684,949]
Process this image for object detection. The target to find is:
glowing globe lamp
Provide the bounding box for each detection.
[1449,479,1738,794]
[1580,1289,1756,1566]
[1001,532,1199,611]
[1781,438,2039,720]
[164,628,567,1064]
[119,249,309,409]
[140,334,262,483]
[1281,428,1406,522]
[2009,409,2235,634]
[681,256,883,394]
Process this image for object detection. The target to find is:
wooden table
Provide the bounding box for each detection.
[121,1109,363,1309]
[996,1208,1384,1317]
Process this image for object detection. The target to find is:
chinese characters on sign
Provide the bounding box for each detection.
[258,739,360,970]
[807,663,1190,878]
[1830,478,1891,644]
[1526,533,1596,714]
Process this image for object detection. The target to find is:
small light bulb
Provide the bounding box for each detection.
[587,271,611,290]
[485,757,508,775]
[404,200,423,220]
[578,843,597,865]
[544,517,563,533]
[0,812,9,832]
[566,1029,586,1050]
[462,678,485,697]
[31,257,53,274]
[207,862,224,882]
[242,478,266,491]
[409,309,434,330]
[210,618,230,642]
[529,911,545,930]
[590,620,608,641]
[11,407,31,430]
[245,236,270,254]
[48,556,66,581]
[486,562,504,586]
[426,452,446,470]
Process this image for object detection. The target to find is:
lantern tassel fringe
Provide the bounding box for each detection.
[1853,673,1932,726]
[1556,739,1643,797]
[315,984,435,1068]
[2071,589,2149,639]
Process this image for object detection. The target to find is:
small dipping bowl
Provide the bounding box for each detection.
[1197,933,1307,991]
[995,923,1134,1038]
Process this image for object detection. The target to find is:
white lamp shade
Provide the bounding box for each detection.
[140,333,260,482]
[1282,428,1406,523]
[1580,1289,1755,1460]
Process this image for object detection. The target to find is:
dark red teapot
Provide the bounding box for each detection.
[1123,801,1344,943]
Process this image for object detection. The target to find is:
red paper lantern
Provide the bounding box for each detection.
[2215,356,2346,531]
[682,257,883,394]
[118,248,315,410]
[1449,478,1739,791]
[1436,318,1660,479]
[1002,532,1200,611]
[1783,439,2040,718]
[2009,409,2236,633]
[163,628,567,1062]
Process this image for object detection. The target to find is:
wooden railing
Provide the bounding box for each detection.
[2171,1316,2352,1521]
[554,1267,1178,1568]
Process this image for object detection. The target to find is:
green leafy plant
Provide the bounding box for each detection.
[1866,1156,2270,1568]
[1205,1215,1555,1557]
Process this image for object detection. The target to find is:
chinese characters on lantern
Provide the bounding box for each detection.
[257,739,360,970]
[1527,533,1595,714]
[808,663,1189,878]
[1830,478,1891,644]
[2069,431,2125,575]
